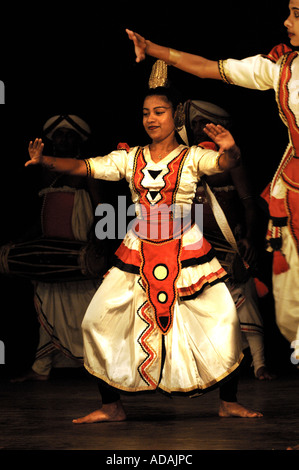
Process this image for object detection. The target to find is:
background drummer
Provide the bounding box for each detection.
[186,100,275,381]
[10,114,104,382]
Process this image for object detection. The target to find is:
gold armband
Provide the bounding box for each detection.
[218,59,232,85]
[215,153,222,170]
[84,159,91,177]
[168,48,181,66]
[84,158,94,178]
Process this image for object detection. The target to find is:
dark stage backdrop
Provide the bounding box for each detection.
[0,1,293,376]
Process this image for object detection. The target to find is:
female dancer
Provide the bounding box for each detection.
[26,81,262,422]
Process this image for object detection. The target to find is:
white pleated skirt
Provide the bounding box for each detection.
[82,266,243,396]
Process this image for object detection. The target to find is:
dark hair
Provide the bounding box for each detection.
[143,86,183,113]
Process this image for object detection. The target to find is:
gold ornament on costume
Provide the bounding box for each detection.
[148,60,169,89]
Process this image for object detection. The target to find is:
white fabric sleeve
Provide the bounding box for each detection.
[221,54,278,91]
[87,149,128,181]
[191,146,222,177]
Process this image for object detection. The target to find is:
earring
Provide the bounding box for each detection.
[174,103,185,131]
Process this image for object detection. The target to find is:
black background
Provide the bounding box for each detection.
[0,1,294,376]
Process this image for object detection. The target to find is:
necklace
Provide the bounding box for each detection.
[149,143,179,162]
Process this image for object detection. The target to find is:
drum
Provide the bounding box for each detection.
[0,238,107,282]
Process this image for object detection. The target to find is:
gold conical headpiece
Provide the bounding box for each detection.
[148,60,168,89]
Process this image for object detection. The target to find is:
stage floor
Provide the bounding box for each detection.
[0,368,298,452]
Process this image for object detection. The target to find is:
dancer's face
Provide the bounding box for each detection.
[285,0,299,47]
[143,95,176,143]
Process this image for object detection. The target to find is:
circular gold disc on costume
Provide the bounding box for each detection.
[153,264,168,280]
[157,291,167,303]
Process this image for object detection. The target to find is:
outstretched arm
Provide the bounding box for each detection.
[126,29,221,80]
[204,123,240,170]
[25,138,88,176]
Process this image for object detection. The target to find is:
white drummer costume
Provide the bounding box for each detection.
[32,115,101,375]
[219,43,299,360]
[81,143,243,396]
[33,186,99,372]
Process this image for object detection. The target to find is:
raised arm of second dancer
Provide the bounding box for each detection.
[126,29,221,80]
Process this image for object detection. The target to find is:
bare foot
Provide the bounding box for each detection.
[256,366,277,381]
[72,400,127,424]
[219,400,263,418]
[10,369,49,383]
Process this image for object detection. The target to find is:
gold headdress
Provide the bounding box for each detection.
[148,60,169,89]
[148,60,185,133]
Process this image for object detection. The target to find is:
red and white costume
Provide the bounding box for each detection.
[82,144,243,395]
[220,44,299,358]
